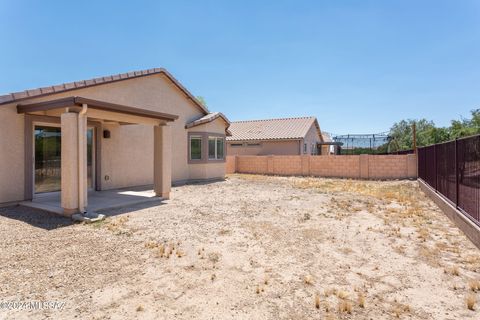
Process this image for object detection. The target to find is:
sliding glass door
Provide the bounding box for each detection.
[34,126,61,193]
[34,126,95,194]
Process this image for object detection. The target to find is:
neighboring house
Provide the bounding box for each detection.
[0,68,230,215]
[319,131,341,155]
[226,116,323,156]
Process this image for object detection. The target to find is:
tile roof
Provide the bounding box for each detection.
[322,131,333,142]
[0,68,209,114]
[185,112,230,129]
[226,116,320,141]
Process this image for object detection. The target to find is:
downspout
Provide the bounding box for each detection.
[78,104,88,214]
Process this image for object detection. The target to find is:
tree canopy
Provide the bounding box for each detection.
[387,109,480,152]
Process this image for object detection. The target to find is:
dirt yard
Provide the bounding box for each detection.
[1,174,480,320]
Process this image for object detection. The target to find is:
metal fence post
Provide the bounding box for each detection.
[455,138,459,208]
[434,144,438,191]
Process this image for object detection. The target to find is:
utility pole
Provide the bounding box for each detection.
[412,122,417,154]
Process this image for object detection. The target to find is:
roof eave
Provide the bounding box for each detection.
[1,68,209,115]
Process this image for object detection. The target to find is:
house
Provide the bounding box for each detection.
[226,116,323,156]
[0,68,230,216]
[319,131,342,155]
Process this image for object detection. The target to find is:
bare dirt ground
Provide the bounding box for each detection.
[1,174,480,320]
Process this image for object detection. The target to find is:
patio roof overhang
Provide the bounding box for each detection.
[17,96,179,124]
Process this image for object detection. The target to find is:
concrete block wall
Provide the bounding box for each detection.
[236,156,268,174]
[226,154,417,180]
[226,155,236,174]
[310,156,361,178]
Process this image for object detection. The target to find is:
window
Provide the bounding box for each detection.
[208,136,224,160]
[303,143,307,154]
[231,143,243,147]
[190,136,202,160]
[247,143,261,147]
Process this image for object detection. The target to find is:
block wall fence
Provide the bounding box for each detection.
[226,154,417,180]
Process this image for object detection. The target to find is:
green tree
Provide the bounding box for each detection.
[450,109,480,139]
[388,119,437,151]
[386,109,479,151]
[196,96,207,107]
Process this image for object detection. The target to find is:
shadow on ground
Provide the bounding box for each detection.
[0,205,73,230]
[0,199,167,231]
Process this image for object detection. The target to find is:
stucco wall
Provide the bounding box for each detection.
[301,124,322,155]
[101,123,154,190]
[227,140,301,156]
[0,74,227,203]
[0,106,25,203]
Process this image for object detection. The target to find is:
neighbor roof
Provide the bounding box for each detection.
[0,68,209,114]
[226,116,321,141]
[322,132,333,142]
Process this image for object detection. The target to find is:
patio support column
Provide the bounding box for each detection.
[78,104,88,212]
[154,123,172,199]
[61,112,79,215]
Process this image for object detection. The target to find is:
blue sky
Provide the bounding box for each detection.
[1,1,479,134]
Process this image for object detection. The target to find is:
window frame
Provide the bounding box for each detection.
[188,132,226,164]
[189,135,203,161]
[208,136,225,161]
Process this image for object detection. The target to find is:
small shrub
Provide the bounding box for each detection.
[337,290,349,299]
[303,275,314,285]
[338,299,352,314]
[176,249,185,258]
[158,244,165,257]
[467,294,476,311]
[144,241,158,249]
[314,293,320,309]
[469,280,480,292]
[358,292,365,308]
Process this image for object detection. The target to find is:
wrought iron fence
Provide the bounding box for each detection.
[418,134,480,225]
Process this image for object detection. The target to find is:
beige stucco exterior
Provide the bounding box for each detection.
[186,118,227,182]
[301,123,322,155]
[0,73,229,205]
[227,140,301,156]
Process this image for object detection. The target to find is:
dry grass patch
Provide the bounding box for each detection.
[314,293,321,309]
[468,279,480,292]
[357,292,366,308]
[303,275,314,285]
[467,293,476,310]
[100,215,132,235]
[391,303,411,318]
[337,299,352,314]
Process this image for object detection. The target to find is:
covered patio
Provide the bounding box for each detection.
[17,96,178,218]
[20,185,160,215]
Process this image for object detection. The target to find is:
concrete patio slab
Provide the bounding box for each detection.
[20,185,163,216]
